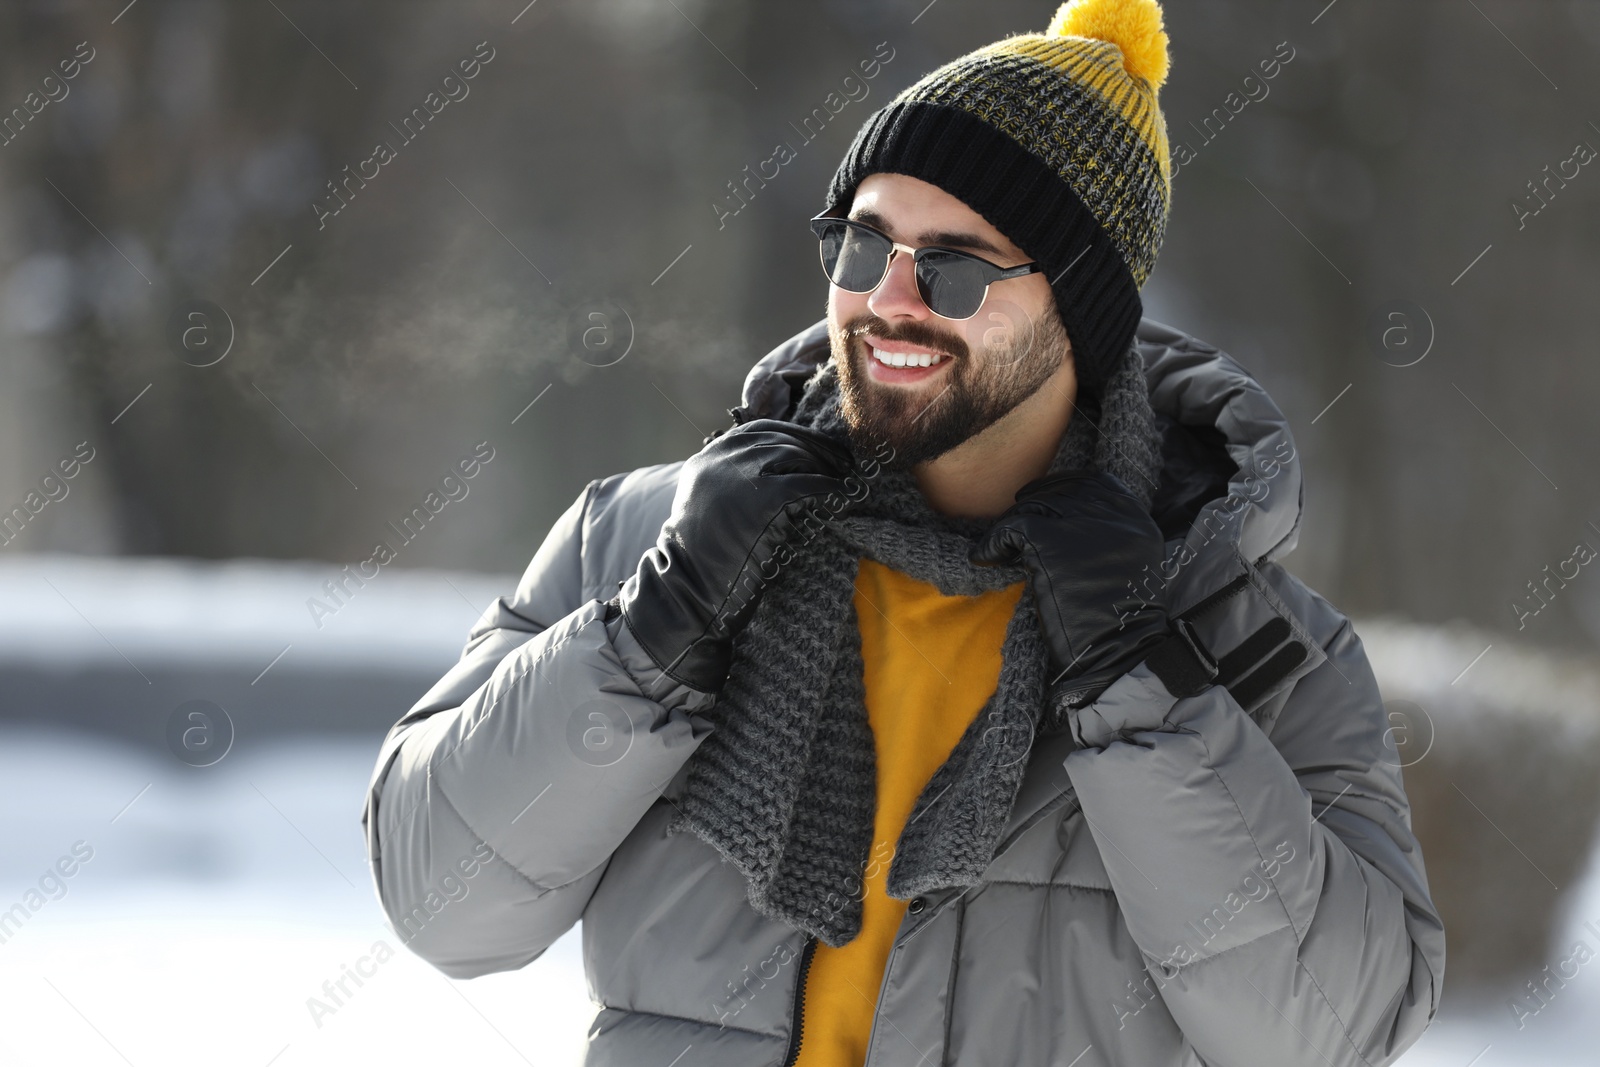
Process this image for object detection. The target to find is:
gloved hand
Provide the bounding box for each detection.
[614,419,861,694]
[971,469,1175,707]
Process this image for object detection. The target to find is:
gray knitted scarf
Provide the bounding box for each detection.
[664,344,1164,947]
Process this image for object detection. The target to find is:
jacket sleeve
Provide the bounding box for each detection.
[359,478,717,979]
[1061,562,1445,1067]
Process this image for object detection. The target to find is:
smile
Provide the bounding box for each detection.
[867,343,949,368]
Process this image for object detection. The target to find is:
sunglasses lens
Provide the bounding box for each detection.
[817,221,892,293]
[916,252,987,319]
[813,219,992,318]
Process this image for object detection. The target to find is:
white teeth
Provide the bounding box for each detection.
[870,344,945,369]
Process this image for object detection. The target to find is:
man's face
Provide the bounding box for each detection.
[825,173,1072,469]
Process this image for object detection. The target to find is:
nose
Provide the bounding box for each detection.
[866,248,932,323]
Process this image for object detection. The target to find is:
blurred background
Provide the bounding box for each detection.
[2,0,1599,1063]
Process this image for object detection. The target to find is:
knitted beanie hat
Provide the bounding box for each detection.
[822,0,1174,400]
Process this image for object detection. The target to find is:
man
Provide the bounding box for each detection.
[361,1,1444,1064]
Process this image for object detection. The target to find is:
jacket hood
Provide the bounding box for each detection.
[733,316,1304,577]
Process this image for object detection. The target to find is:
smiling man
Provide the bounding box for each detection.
[361,2,1444,1065]
[824,172,1081,516]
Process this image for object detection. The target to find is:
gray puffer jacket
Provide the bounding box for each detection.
[361,316,1445,1067]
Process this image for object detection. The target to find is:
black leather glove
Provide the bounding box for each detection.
[971,469,1186,707]
[614,419,861,694]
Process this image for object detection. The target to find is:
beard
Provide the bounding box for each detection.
[829,304,1070,470]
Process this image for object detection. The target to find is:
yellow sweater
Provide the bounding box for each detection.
[793,557,1025,1067]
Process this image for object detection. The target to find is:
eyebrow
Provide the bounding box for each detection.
[845,207,1012,260]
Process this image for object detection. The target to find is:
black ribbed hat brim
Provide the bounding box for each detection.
[823,99,1142,398]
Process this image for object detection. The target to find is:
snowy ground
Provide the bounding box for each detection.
[0,727,591,1067]
[1,724,1597,1066]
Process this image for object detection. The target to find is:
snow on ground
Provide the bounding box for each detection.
[0,551,517,670]
[0,727,591,1067]
[1,723,1597,1066]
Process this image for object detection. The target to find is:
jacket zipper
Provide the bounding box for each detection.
[860,925,903,1067]
[857,795,1085,1067]
[790,794,1089,1066]
[780,935,818,1067]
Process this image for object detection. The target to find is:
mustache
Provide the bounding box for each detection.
[849,319,966,361]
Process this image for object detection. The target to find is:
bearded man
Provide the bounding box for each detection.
[362,2,1444,1064]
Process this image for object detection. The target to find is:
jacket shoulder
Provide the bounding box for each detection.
[1136,316,1218,353]
[577,460,684,602]
[1253,559,1354,653]
[457,459,684,658]
[1249,560,1397,777]
[1174,553,1369,734]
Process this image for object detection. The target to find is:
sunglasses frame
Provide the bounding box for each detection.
[809,212,1043,320]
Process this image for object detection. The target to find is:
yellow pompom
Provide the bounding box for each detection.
[1046,0,1170,90]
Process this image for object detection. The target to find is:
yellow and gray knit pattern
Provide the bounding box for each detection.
[887,21,1172,287]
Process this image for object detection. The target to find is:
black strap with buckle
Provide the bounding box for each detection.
[1144,616,1219,698]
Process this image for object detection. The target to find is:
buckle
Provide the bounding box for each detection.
[1145,616,1219,698]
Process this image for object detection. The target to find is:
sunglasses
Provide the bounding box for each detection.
[809,213,1043,320]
